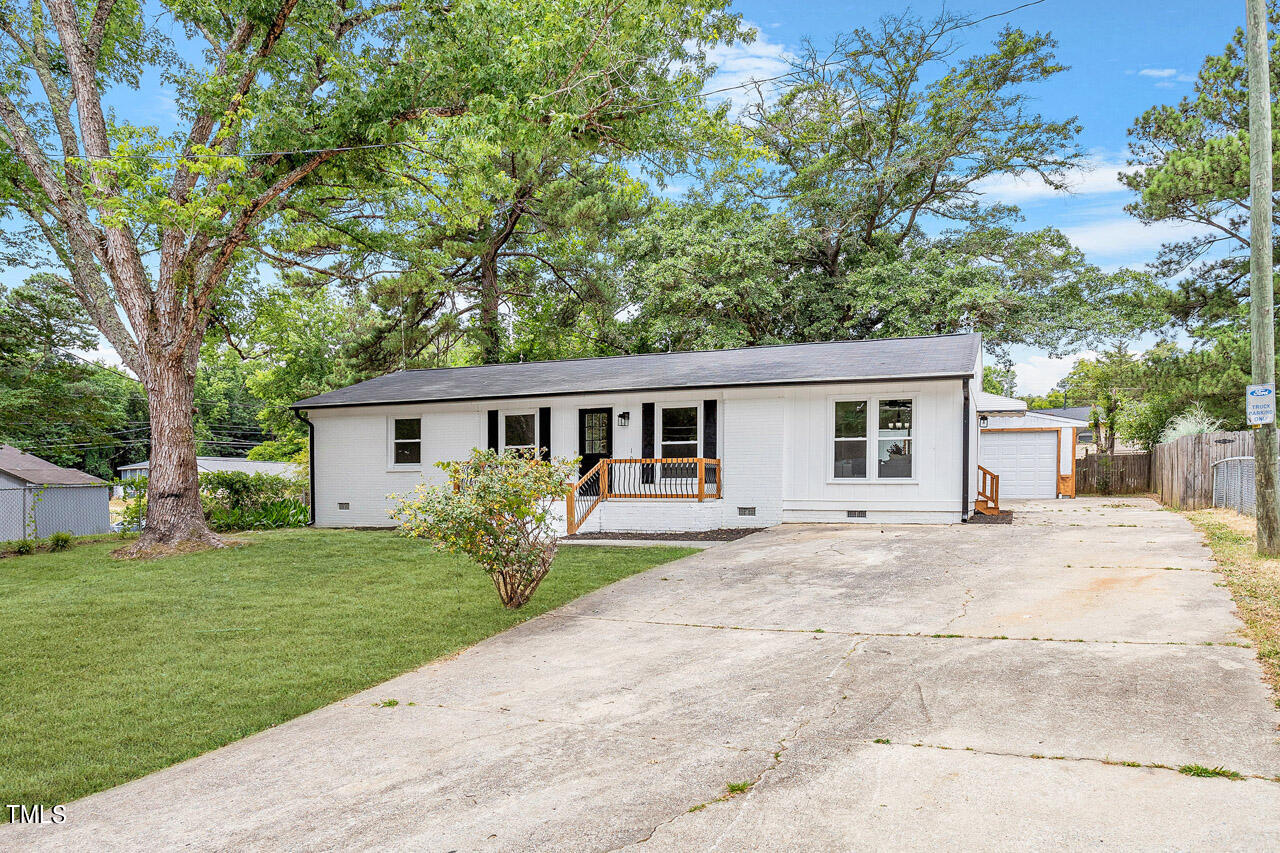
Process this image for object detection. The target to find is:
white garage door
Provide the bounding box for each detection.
[979,430,1058,499]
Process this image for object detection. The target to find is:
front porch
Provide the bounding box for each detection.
[567,457,723,534]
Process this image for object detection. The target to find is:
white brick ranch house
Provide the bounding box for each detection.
[292,333,1032,533]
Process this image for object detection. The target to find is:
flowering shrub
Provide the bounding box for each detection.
[391,448,579,608]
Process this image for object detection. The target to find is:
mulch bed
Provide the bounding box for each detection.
[564,528,761,542]
[965,510,1014,525]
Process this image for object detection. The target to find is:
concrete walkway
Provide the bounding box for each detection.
[9,497,1280,850]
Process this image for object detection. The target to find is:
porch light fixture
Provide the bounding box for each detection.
[617,411,630,427]
[979,415,989,428]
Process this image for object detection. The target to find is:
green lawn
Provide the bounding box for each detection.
[0,530,695,808]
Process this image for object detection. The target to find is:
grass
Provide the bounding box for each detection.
[1178,764,1245,780]
[1183,508,1280,702]
[0,529,694,809]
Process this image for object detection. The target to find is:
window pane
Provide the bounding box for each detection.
[878,438,912,478]
[834,439,867,478]
[394,441,421,464]
[394,418,420,441]
[505,413,535,447]
[878,400,912,438]
[834,401,867,438]
[661,407,698,444]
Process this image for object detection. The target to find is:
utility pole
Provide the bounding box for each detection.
[1247,0,1280,555]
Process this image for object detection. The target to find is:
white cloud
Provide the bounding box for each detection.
[973,156,1136,205]
[1014,351,1097,395]
[1134,67,1196,86]
[1137,68,1177,78]
[701,24,793,109]
[1059,216,1215,260]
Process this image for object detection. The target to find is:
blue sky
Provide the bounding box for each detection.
[704,0,1243,392]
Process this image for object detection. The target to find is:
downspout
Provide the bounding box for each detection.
[961,378,971,522]
[291,408,316,527]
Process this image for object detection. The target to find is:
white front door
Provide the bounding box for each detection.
[979,430,1058,498]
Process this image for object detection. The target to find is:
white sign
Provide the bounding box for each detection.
[1246,383,1276,426]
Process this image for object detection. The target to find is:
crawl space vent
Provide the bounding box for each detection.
[737,506,757,517]
[337,502,350,511]
[846,509,867,518]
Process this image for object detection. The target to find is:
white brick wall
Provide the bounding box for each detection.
[305,375,975,531]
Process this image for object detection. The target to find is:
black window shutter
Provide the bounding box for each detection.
[702,400,717,458]
[487,409,499,452]
[641,402,655,484]
[538,407,551,461]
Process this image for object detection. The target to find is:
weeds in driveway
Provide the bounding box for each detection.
[1184,508,1280,704]
[1178,764,1245,780]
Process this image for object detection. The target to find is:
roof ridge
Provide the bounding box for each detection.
[394,332,981,374]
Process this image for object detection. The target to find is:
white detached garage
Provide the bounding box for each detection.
[977,397,1087,499]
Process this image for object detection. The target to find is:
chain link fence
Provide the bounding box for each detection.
[0,484,113,540]
[1212,456,1257,516]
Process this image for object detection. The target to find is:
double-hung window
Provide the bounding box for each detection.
[660,404,699,479]
[502,412,537,454]
[876,399,913,478]
[833,401,868,479]
[392,417,422,466]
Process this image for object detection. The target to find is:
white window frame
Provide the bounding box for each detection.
[658,402,701,480]
[388,415,423,470]
[827,393,919,484]
[500,409,539,454]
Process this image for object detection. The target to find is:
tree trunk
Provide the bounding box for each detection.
[121,356,220,554]
[477,254,502,364]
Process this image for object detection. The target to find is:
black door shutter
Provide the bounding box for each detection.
[538,406,551,460]
[641,402,655,484]
[702,400,717,458]
[487,409,499,452]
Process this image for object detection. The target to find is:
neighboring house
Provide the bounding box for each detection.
[0,445,112,539]
[292,333,1058,533]
[980,406,1090,499]
[114,456,295,497]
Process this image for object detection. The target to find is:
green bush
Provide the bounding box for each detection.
[116,475,148,532]
[14,539,35,556]
[48,532,72,552]
[390,448,579,609]
[206,498,309,532]
[200,471,302,512]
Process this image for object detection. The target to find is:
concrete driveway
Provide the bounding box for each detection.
[9,497,1280,850]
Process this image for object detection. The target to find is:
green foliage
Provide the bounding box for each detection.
[983,366,1017,396]
[206,499,309,533]
[616,13,1147,358]
[47,532,72,552]
[199,471,307,531]
[1117,397,1179,453]
[13,539,34,556]
[391,449,580,608]
[117,476,148,534]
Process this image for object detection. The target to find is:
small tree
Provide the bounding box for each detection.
[391,449,579,608]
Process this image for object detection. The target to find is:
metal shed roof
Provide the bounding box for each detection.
[294,333,983,409]
[0,444,107,486]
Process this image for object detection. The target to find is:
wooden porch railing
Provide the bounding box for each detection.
[975,465,1000,515]
[566,457,723,534]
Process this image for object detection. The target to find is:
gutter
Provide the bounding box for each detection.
[961,377,971,522]
[291,408,316,527]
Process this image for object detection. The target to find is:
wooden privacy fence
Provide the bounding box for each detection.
[1076,452,1152,495]
[1152,430,1256,510]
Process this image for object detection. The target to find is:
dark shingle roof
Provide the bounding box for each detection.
[0,445,107,486]
[294,333,981,409]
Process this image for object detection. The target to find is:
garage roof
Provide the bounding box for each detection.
[0,445,107,486]
[294,333,982,409]
[975,391,1027,417]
